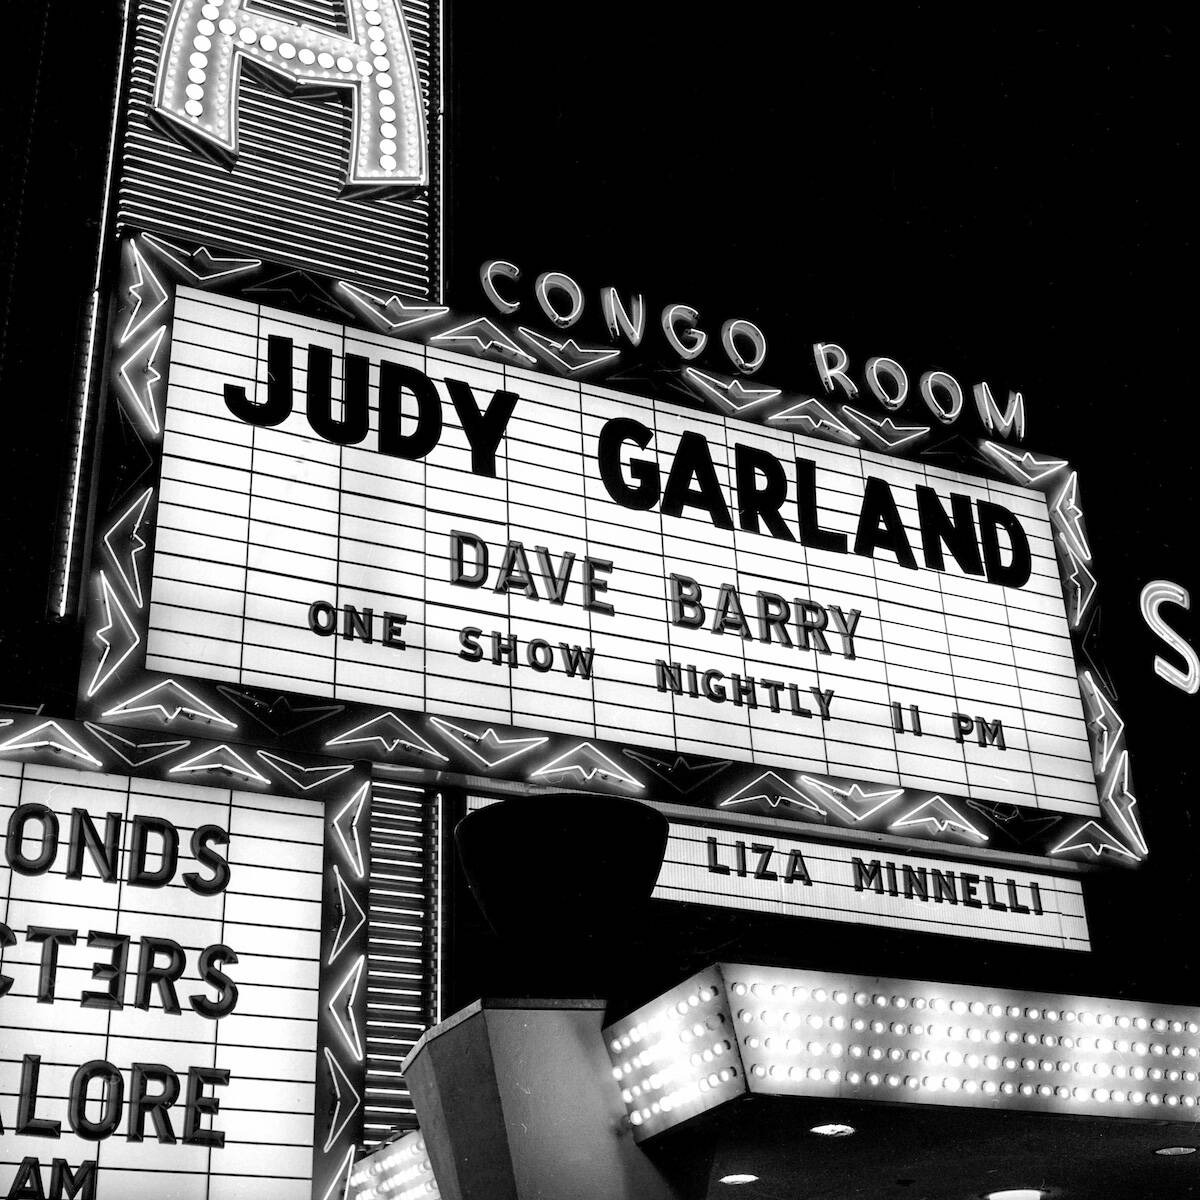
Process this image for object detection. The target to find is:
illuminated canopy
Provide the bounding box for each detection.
[605,964,1200,1142]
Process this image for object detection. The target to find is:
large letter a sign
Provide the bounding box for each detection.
[155,0,427,190]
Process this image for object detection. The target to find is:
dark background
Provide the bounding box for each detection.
[1,5,1195,1006]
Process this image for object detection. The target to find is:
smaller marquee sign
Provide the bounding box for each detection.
[656,821,1088,951]
[0,717,371,1200]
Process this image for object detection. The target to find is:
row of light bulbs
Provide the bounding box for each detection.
[729,980,1200,1036]
[348,1133,441,1200]
[604,969,1200,1138]
[732,973,1200,1112]
[607,975,738,1134]
[742,1059,1198,1107]
[746,1034,1200,1077]
[737,1010,1200,1059]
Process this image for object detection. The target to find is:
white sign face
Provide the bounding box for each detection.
[0,761,323,1199]
[655,821,1089,950]
[147,289,1097,816]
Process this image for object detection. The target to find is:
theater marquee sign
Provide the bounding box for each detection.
[75,235,1144,954]
[148,287,1091,818]
[0,718,371,1200]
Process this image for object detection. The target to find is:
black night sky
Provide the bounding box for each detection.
[1,6,1195,1011]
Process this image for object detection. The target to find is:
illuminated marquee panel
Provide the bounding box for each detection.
[145,288,1093,810]
[77,235,1144,874]
[654,822,1088,951]
[0,717,371,1200]
[604,964,1200,1143]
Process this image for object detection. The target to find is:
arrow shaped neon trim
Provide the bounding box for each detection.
[769,398,860,442]
[121,240,170,346]
[115,325,167,435]
[1051,819,1138,861]
[335,280,448,332]
[1057,533,1098,630]
[431,317,537,365]
[799,776,903,822]
[326,712,448,761]
[1100,752,1148,857]
[719,771,825,814]
[0,720,102,767]
[1051,472,1091,559]
[329,865,368,965]
[429,716,548,768]
[83,723,189,767]
[517,326,621,373]
[891,796,988,841]
[256,750,356,792]
[143,233,261,282]
[622,749,732,794]
[88,572,143,699]
[332,782,370,879]
[102,679,237,728]
[683,367,781,413]
[319,1148,356,1200]
[841,406,930,451]
[321,1048,361,1153]
[532,742,644,788]
[102,487,153,609]
[1079,670,1125,774]
[169,744,268,785]
[978,441,1069,486]
[328,954,366,1062]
